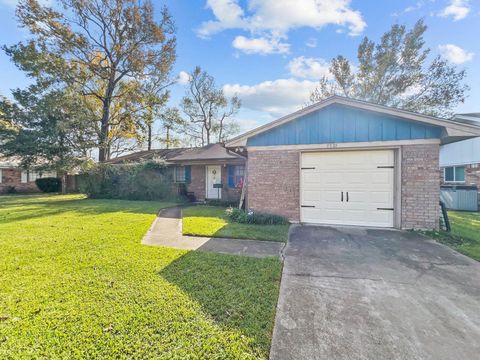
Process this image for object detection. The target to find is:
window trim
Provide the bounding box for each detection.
[174,166,186,183]
[0,169,2,183]
[234,165,245,187]
[20,170,57,183]
[443,166,465,183]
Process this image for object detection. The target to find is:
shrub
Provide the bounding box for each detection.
[226,207,289,225]
[77,161,184,202]
[35,177,61,193]
[205,199,238,207]
[5,186,17,194]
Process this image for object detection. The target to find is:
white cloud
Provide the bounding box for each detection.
[197,0,247,38]
[305,38,317,48]
[287,56,332,79]
[198,0,366,54]
[224,78,317,116]
[439,0,470,20]
[177,71,191,84]
[236,117,262,132]
[438,44,474,64]
[232,35,289,55]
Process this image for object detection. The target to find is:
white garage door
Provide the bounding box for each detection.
[301,150,395,227]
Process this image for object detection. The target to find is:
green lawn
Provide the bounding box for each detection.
[182,206,289,242]
[0,195,282,358]
[425,211,480,261]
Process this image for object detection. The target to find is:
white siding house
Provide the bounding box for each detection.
[440,113,480,187]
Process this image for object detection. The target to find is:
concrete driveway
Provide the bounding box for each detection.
[270,225,480,360]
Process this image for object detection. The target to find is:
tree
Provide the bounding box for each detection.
[309,20,468,117]
[157,107,183,149]
[180,67,240,146]
[138,78,171,151]
[0,87,96,192]
[5,0,176,161]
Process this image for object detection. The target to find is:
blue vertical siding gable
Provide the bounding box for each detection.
[247,104,442,146]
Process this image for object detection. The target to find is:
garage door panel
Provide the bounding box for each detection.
[301,150,395,228]
[346,191,392,206]
[371,172,393,185]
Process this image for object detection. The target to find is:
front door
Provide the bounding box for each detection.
[206,165,222,199]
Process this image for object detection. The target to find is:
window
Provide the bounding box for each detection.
[234,165,245,187]
[21,170,57,183]
[174,166,186,183]
[444,166,465,183]
[0,169,2,183]
[228,165,245,188]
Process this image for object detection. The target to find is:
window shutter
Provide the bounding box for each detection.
[227,165,235,188]
[185,166,191,183]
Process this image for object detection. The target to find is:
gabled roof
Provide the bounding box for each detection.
[453,113,480,126]
[167,143,245,161]
[0,156,22,168]
[104,148,187,164]
[105,144,244,164]
[226,96,480,147]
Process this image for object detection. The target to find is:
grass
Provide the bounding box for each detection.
[424,210,480,261]
[0,194,282,358]
[182,206,289,242]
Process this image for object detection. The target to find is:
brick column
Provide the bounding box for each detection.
[247,150,300,221]
[401,144,440,230]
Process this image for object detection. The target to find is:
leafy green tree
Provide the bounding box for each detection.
[0,87,96,192]
[181,67,241,146]
[5,0,176,161]
[309,20,468,117]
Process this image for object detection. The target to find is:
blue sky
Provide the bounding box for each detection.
[0,0,479,134]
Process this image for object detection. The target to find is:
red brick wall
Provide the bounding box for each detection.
[401,144,440,230]
[246,145,440,229]
[247,150,300,220]
[0,168,39,193]
[187,165,206,201]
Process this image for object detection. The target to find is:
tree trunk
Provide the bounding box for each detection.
[61,172,67,194]
[98,76,115,162]
[165,125,170,149]
[98,102,110,162]
[206,127,210,145]
[147,123,152,150]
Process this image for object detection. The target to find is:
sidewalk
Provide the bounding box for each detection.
[142,206,284,258]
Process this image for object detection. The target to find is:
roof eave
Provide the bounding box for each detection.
[225,96,480,147]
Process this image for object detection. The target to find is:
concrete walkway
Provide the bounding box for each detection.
[142,206,284,258]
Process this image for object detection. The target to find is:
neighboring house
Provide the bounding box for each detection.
[0,157,57,193]
[440,113,480,187]
[105,144,246,202]
[225,96,480,230]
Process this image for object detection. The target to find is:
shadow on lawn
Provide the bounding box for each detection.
[159,251,281,354]
[0,195,170,224]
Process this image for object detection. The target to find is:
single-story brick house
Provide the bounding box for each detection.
[225,96,480,230]
[439,113,480,187]
[105,144,246,202]
[0,157,57,193]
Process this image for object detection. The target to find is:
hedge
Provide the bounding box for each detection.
[35,177,61,193]
[77,161,183,201]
